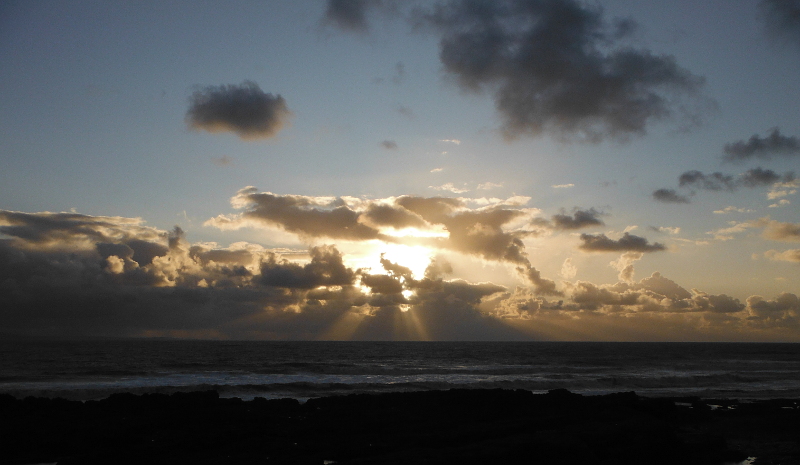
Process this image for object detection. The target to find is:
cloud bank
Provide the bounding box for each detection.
[1,204,797,341]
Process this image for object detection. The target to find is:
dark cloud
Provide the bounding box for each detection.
[324,0,377,32]
[550,208,604,230]
[579,232,665,253]
[652,188,691,203]
[678,170,735,191]
[211,188,384,241]
[258,246,356,289]
[678,168,794,191]
[421,0,707,141]
[723,128,800,162]
[760,0,800,45]
[186,81,290,140]
[380,140,398,149]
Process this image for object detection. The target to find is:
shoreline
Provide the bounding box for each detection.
[2,388,798,464]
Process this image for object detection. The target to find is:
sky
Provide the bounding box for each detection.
[1,0,799,341]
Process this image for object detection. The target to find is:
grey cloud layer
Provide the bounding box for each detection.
[419,0,707,141]
[186,81,290,139]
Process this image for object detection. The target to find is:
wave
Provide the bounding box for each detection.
[5,373,800,402]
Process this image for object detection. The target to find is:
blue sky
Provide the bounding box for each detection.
[1,0,799,340]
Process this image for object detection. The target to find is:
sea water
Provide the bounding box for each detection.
[1,340,799,401]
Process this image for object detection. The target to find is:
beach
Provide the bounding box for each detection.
[2,388,798,464]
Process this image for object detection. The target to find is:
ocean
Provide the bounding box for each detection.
[1,341,799,401]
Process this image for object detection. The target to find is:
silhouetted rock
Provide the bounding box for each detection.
[0,389,796,464]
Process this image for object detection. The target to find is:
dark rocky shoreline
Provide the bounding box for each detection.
[2,389,798,464]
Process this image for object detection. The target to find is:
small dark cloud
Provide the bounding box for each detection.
[391,62,405,85]
[380,140,398,150]
[740,167,794,187]
[212,155,233,166]
[396,105,415,119]
[678,170,735,191]
[760,0,800,45]
[652,188,691,203]
[324,0,387,33]
[551,208,604,230]
[723,128,800,162]
[324,0,370,32]
[186,81,290,140]
[420,0,707,141]
[678,168,794,191]
[579,232,666,253]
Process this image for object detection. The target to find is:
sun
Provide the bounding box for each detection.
[379,243,435,280]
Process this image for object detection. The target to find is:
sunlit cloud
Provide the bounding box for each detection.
[713,206,753,214]
[477,182,503,190]
[552,184,575,189]
[429,183,469,193]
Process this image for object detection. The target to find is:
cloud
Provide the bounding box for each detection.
[652,188,691,203]
[550,208,604,230]
[551,184,575,189]
[530,208,604,231]
[380,140,398,149]
[186,81,290,139]
[762,219,800,242]
[429,183,469,193]
[207,189,557,294]
[420,0,708,141]
[759,0,800,45]
[212,155,233,166]
[713,206,753,214]
[768,179,799,200]
[673,168,794,193]
[206,188,384,242]
[258,246,356,289]
[649,226,680,235]
[724,128,800,162]
[391,61,405,85]
[610,251,643,282]
[764,249,800,263]
[440,139,461,145]
[579,232,665,252]
[4,209,800,340]
[477,182,502,190]
[396,105,415,119]
[560,257,577,279]
[323,0,376,33]
[769,199,791,208]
